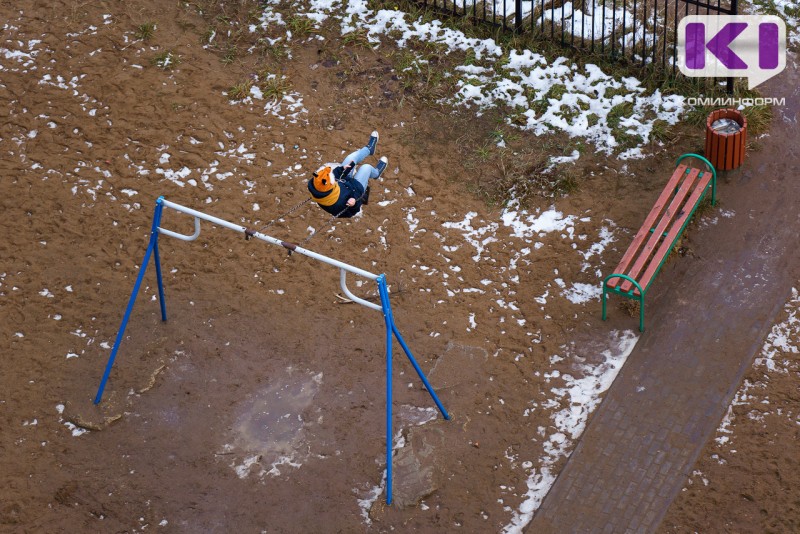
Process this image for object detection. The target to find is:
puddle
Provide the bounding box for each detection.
[397,405,439,427]
[225,369,322,478]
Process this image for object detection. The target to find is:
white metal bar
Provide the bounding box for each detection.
[158,198,380,282]
[158,214,201,241]
[340,269,381,312]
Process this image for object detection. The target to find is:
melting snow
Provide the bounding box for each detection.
[501,201,576,239]
[562,282,602,304]
[503,330,638,532]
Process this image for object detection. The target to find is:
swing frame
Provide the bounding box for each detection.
[94,196,450,504]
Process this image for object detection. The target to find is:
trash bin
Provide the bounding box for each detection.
[705,109,747,171]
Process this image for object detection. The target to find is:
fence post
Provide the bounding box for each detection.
[514,0,523,33]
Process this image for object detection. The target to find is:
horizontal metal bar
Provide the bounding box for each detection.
[159,198,379,280]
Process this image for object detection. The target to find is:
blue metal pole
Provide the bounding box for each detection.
[94,199,165,404]
[153,239,167,321]
[389,322,450,421]
[378,275,394,504]
[152,200,168,322]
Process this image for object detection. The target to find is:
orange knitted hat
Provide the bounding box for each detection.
[312,166,334,192]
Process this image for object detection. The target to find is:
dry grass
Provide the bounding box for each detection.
[460,127,585,208]
[134,22,156,41]
[228,79,253,101]
[152,50,181,69]
[619,299,640,318]
[259,74,292,100]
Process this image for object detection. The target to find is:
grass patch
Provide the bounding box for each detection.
[286,15,315,36]
[152,50,181,69]
[650,119,673,144]
[683,105,713,128]
[607,101,634,130]
[415,63,457,103]
[134,22,156,41]
[221,45,238,65]
[552,169,580,196]
[615,131,644,150]
[260,74,292,100]
[343,29,371,48]
[388,46,459,104]
[202,25,216,45]
[185,1,266,66]
[464,132,583,208]
[474,142,492,162]
[228,80,253,101]
[607,101,641,150]
[604,85,631,99]
[264,41,291,61]
[618,299,640,318]
[490,127,520,144]
[546,83,567,101]
[740,105,772,135]
[463,47,477,66]
[527,83,566,112]
[393,49,420,73]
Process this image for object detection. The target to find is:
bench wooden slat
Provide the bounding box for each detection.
[634,171,713,294]
[618,167,701,294]
[606,164,688,290]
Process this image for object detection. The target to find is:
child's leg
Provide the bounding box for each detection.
[340,146,371,167]
[354,165,376,190]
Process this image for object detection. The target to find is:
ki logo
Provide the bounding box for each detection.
[678,15,787,89]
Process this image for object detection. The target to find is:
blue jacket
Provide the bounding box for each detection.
[307,166,365,218]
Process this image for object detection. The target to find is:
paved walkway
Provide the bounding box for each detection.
[529,65,800,533]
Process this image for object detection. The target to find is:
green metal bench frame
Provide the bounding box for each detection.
[602,153,717,332]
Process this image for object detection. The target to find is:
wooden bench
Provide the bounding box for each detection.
[602,153,717,332]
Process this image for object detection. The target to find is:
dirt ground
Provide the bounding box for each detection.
[659,286,800,534]
[1,0,797,532]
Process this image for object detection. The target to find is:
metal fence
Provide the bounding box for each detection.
[409,0,737,83]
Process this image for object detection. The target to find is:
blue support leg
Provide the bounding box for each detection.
[95,199,165,405]
[390,323,450,421]
[376,274,452,505]
[153,238,167,322]
[94,238,155,404]
[378,276,394,505]
[152,198,167,321]
[385,314,393,505]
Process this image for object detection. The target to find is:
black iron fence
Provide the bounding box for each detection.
[409,0,737,80]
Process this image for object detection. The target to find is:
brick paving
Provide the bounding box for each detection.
[529,71,800,533]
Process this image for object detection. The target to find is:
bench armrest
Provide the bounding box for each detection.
[602,274,646,332]
[603,273,644,295]
[676,153,717,206]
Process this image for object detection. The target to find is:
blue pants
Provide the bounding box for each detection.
[340,146,380,191]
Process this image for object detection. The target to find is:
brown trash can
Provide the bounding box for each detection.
[705,108,747,171]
